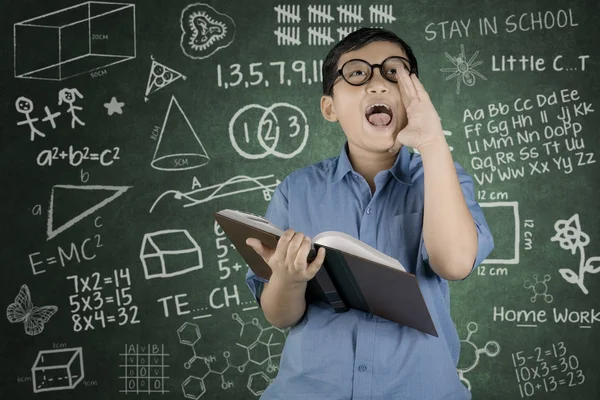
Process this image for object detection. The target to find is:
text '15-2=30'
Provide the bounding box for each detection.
[216,60,324,89]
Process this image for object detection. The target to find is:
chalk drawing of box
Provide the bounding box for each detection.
[14,2,136,80]
[31,347,85,393]
[140,229,204,279]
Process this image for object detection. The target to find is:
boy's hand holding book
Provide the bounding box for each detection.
[246,229,327,286]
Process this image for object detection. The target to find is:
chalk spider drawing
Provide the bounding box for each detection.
[440,44,487,95]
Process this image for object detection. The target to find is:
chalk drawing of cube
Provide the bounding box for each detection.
[140,229,204,279]
[480,201,519,264]
[14,2,136,80]
[31,347,85,393]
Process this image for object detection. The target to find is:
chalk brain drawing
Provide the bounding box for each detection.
[180,3,236,59]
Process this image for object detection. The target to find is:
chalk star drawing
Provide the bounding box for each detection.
[149,175,278,213]
[145,55,186,101]
[440,44,487,95]
[47,185,132,240]
[7,284,58,336]
[551,213,600,295]
[104,97,125,115]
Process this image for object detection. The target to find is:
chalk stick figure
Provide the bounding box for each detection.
[58,88,85,129]
[15,96,45,141]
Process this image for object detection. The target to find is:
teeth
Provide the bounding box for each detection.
[367,103,391,112]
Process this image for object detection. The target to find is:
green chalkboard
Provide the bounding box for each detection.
[1,0,599,399]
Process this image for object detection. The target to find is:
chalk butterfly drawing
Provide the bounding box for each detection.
[6,284,58,336]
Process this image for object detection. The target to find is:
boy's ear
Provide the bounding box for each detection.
[320,95,338,122]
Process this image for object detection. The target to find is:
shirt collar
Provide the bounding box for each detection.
[330,141,412,185]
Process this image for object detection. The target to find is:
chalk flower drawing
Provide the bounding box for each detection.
[551,214,600,294]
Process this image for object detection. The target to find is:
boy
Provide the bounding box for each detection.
[244,28,494,400]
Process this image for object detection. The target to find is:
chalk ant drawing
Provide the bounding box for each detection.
[229,103,309,159]
[58,88,85,128]
[457,322,500,391]
[440,44,487,95]
[47,185,132,240]
[31,347,84,393]
[151,96,210,171]
[14,2,136,80]
[6,284,58,336]
[149,175,278,213]
[104,97,125,116]
[140,229,203,279]
[180,3,235,59]
[145,55,186,101]
[551,213,600,295]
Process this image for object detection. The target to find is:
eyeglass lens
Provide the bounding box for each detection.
[341,57,411,85]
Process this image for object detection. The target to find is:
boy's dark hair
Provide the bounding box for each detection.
[322,27,419,96]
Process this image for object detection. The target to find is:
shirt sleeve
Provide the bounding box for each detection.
[420,162,495,277]
[244,181,290,305]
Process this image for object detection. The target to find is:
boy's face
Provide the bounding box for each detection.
[321,41,409,155]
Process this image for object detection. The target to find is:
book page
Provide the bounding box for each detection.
[313,231,406,272]
[217,209,284,237]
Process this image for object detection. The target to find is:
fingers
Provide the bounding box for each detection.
[246,238,274,261]
[396,67,418,105]
[409,73,430,101]
[306,247,326,278]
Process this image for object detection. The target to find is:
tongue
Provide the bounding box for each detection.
[368,113,391,126]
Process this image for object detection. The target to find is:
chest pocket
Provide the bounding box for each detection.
[386,211,423,274]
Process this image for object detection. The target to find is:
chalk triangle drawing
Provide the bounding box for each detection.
[144,56,186,101]
[47,185,132,240]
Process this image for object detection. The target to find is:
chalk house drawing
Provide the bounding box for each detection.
[14,2,136,81]
[140,229,203,279]
[6,284,58,336]
[180,3,235,59]
[440,44,487,95]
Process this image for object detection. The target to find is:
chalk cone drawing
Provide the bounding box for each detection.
[32,347,84,393]
[440,44,487,95]
[145,56,186,101]
[457,322,500,391]
[140,229,203,279]
[149,174,278,213]
[551,213,600,295]
[47,185,132,240]
[14,2,136,81]
[151,96,210,171]
[180,3,235,59]
[6,284,57,336]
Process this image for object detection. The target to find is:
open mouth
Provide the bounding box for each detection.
[365,103,393,127]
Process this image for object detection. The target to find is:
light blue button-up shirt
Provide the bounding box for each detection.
[245,142,494,400]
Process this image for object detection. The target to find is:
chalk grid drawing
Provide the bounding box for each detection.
[178,314,287,399]
[119,344,170,394]
[140,229,203,279]
[479,201,520,265]
[273,5,394,45]
[151,96,210,171]
[149,175,278,213]
[440,44,487,95]
[145,56,186,101]
[180,3,235,59]
[551,213,600,295]
[457,322,500,391]
[14,2,136,81]
[31,347,84,393]
[229,103,309,160]
[6,284,58,336]
[47,184,132,240]
[524,274,553,303]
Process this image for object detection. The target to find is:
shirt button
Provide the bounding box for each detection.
[366,208,372,215]
[353,174,358,179]
[366,313,373,320]
[358,364,367,372]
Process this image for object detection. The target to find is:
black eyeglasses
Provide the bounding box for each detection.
[333,56,413,89]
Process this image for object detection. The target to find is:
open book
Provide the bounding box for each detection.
[213,208,437,336]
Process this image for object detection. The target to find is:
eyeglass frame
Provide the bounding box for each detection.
[331,56,414,90]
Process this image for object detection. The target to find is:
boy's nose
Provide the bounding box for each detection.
[365,69,390,93]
